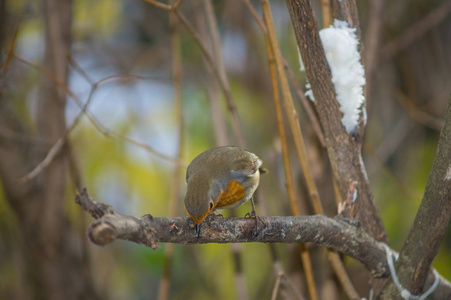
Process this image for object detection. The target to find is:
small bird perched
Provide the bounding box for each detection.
[184,146,263,237]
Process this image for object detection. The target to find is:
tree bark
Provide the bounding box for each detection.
[377,99,451,299]
[285,0,387,243]
[75,188,451,299]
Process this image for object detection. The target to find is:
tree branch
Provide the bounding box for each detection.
[285,0,387,243]
[377,99,451,299]
[75,188,384,274]
[75,188,451,299]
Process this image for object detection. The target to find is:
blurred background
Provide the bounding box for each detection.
[0,0,450,299]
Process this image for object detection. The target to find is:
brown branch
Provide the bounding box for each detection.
[364,0,387,105]
[76,188,385,273]
[143,0,245,147]
[377,100,451,298]
[320,0,332,28]
[381,1,451,60]
[0,26,18,73]
[261,2,358,298]
[261,3,319,299]
[75,188,451,299]
[286,0,387,243]
[282,57,325,147]
[158,5,184,300]
[331,0,362,40]
[270,272,284,300]
[395,90,444,131]
[14,55,181,165]
[198,0,230,146]
[173,10,245,147]
[264,34,318,300]
[242,0,326,148]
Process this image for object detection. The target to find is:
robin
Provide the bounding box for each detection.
[184,146,264,237]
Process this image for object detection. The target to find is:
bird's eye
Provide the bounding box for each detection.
[209,200,214,210]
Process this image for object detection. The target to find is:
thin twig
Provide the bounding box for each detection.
[282,57,325,147]
[242,0,325,148]
[382,0,451,60]
[395,90,444,131]
[265,35,313,299]
[174,10,245,147]
[365,147,419,200]
[172,0,186,10]
[327,250,360,300]
[198,2,249,298]
[261,3,318,300]
[158,8,184,300]
[141,0,171,10]
[14,54,181,164]
[0,26,19,73]
[320,0,332,28]
[17,84,96,183]
[242,0,267,34]
[364,0,387,106]
[199,0,229,146]
[264,37,301,216]
[262,2,360,299]
[271,272,284,300]
[68,56,95,85]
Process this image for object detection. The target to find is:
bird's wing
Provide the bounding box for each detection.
[230,151,262,179]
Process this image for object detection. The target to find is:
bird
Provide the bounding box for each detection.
[184,146,264,237]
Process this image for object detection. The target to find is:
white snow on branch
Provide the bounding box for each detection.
[319,19,366,133]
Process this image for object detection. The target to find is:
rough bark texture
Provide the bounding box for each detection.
[0,0,99,299]
[378,100,451,299]
[331,0,361,38]
[285,0,387,243]
[75,188,451,299]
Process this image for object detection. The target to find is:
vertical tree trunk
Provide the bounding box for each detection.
[0,0,98,299]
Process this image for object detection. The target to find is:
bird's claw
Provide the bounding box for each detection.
[244,210,257,218]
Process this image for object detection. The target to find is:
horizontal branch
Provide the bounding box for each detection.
[75,188,451,298]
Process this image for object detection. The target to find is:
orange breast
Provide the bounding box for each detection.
[216,179,246,208]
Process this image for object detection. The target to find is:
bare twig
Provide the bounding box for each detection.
[261,3,320,300]
[381,1,451,60]
[141,0,171,11]
[265,34,316,300]
[173,10,245,147]
[198,0,229,146]
[158,6,184,300]
[282,57,325,147]
[14,55,181,165]
[395,90,444,131]
[242,0,325,148]
[0,26,19,73]
[271,272,284,300]
[262,1,361,298]
[320,0,332,28]
[242,0,267,34]
[327,250,360,300]
[364,0,387,105]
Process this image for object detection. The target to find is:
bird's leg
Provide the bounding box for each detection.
[208,213,224,219]
[244,197,257,218]
[244,197,261,230]
[196,224,201,238]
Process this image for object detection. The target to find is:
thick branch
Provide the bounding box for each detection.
[378,100,451,299]
[285,0,387,242]
[75,188,451,299]
[76,189,387,275]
